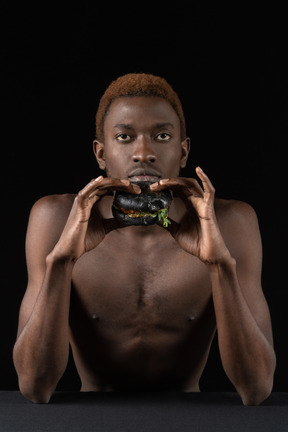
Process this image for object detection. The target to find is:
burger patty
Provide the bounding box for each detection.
[112,203,171,227]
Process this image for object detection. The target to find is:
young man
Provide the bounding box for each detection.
[13,73,276,405]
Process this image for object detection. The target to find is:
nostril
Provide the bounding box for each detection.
[132,156,140,163]
[132,141,157,163]
[133,155,156,163]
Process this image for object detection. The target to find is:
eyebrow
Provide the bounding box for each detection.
[113,122,175,130]
[154,122,175,130]
[113,123,134,130]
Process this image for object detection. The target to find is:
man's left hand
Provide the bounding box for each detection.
[150,167,232,265]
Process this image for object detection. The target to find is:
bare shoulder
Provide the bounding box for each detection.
[28,193,77,233]
[215,198,259,228]
[214,198,261,261]
[26,193,77,258]
[30,193,76,220]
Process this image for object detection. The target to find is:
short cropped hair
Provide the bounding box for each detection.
[95,73,186,141]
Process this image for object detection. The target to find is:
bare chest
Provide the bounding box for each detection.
[69,233,216,390]
[71,234,212,329]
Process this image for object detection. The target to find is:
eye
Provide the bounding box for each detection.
[116,134,133,143]
[155,133,171,142]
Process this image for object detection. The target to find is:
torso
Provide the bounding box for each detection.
[69,197,217,392]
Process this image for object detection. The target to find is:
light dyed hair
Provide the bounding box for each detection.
[95,73,186,141]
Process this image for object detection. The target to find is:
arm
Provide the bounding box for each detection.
[207,203,276,406]
[151,168,276,405]
[13,177,140,403]
[13,195,74,403]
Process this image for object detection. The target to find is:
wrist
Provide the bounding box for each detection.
[206,254,237,275]
[46,249,77,269]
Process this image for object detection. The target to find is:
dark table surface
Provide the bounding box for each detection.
[0,391,287,432]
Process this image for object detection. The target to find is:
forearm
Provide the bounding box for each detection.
[13,253,74,403]
[208,258,276,405]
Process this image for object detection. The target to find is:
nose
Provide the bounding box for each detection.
[132,136,156,163]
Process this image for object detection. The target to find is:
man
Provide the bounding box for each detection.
[13,73,276,405]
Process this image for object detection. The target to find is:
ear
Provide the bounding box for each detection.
[180,137,190,168]
[93,139,106,171]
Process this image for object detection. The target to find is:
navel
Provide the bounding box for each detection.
[92,313,100,321]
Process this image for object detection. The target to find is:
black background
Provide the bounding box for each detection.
[1,3,287,392]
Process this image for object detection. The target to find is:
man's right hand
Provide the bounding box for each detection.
[51,176,141,262]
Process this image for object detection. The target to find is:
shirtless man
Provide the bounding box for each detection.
[13,73,276,405]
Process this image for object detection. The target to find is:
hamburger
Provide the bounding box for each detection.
[112,181,172,227]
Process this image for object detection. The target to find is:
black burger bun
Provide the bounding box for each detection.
[112,181,172,226]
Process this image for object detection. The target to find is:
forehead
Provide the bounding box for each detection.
[104,96,180,130]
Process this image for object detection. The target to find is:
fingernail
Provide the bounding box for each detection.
[133,184,141,192]
[149,182,158,189]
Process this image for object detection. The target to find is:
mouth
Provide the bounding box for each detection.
[128,169,161,184]
[129,175,160,183]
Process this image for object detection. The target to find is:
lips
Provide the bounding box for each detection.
[128,168,161,183]
[129,175,159,182]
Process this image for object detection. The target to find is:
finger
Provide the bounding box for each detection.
[77,176,104,201]
[86,178,141,202]
[77,176,119,205]
[150,177,204,197]
[94,178,141,194]
[195,167,215,200]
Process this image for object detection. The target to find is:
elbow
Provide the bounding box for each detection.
[241,386,272,406]
[18,375,56,404]
[240,355,276,406]
[13,349,63,403]
[238,376,274,406]
[232,350,276,406]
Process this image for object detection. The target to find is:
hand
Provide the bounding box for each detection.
[52,176,141,262]
[150,167,231,265]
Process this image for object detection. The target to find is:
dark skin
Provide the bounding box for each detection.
[13,96,276,405]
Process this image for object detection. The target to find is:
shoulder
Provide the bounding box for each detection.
[214,198,262,259]
[25,193,77,273]
[26,193,76,246]
[29,193,76,222]
[215,198,259,227]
